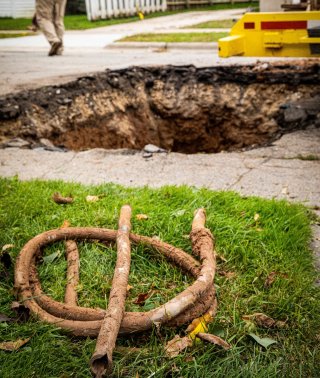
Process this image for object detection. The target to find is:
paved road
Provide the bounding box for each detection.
[0,9,258,95]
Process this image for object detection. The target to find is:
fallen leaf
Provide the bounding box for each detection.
[219,270,236,279]
[172,209,186,217]
[196,333,231,350]
[242,313,286,329]
[136,214,148,220]
[264,271,277,287]
[60,220,71,228]
[0,337,30,351]
[126,284,133,292]
[0,313,14,323]
[133,291,153,306]
[254,213,260,222]
[211,326,225,338]
[165,335,192,358]
[42,250,61,264]
[184,356,194,363]
[52,192,73,204]
[264,271,288,288]
[249,333,277,348]
[86,195,99,202]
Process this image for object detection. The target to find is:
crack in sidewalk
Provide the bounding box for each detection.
[226,156,272,190]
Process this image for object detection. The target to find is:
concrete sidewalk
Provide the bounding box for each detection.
[0,9,241,52]
[1,129,319,207]
[0,8,254,95]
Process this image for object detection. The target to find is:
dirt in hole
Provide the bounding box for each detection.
[0,62,319,153]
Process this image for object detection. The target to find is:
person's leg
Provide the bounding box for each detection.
[36,0,60,45]
[53,0,67,55]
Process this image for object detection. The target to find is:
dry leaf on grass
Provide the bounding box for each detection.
[0,338,30,351]
[196,333,231,350]
[86,195,100,202]
[126,284,133,292]
[133,291,154,306]
[52,192,73,204]
[60,220,71,228]
[264,271,277,287]
[264,271,289,288]
[165,335,192,358]
[254,213,260,222]
[136,214,149,220]
[218,270,236,279]
[242,313,286,328]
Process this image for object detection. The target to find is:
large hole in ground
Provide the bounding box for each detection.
[0,63,319,153]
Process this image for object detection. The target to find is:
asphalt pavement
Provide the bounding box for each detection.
[0,9,259,95]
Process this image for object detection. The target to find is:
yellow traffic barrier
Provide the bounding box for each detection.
[218,11,320,57]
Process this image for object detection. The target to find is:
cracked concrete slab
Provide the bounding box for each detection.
[1,128,319,207]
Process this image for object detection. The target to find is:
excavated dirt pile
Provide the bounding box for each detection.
[0,62,319,153]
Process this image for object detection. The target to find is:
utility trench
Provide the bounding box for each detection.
[0,63,319,153]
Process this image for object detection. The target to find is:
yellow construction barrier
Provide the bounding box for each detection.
[218,11,320,57]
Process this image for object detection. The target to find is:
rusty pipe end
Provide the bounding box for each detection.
[90,352,112,378]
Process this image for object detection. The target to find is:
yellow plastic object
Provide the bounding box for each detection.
[218,11,320,57]
[187,312,213,342]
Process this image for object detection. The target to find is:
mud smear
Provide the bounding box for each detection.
[0,62,319,153]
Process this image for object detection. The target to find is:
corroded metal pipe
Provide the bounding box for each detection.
[14,209,217,337]
[90,205,132,377]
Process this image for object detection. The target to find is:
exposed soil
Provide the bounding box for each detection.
[0,62,319,153]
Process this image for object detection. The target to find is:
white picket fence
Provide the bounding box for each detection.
[85,0,167,20]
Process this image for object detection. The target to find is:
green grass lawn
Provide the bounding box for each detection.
[0,2,258,31]
[119,32,228,43]
[0,178,319,377]
[0,32,33,39]
[186,19,237,29]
